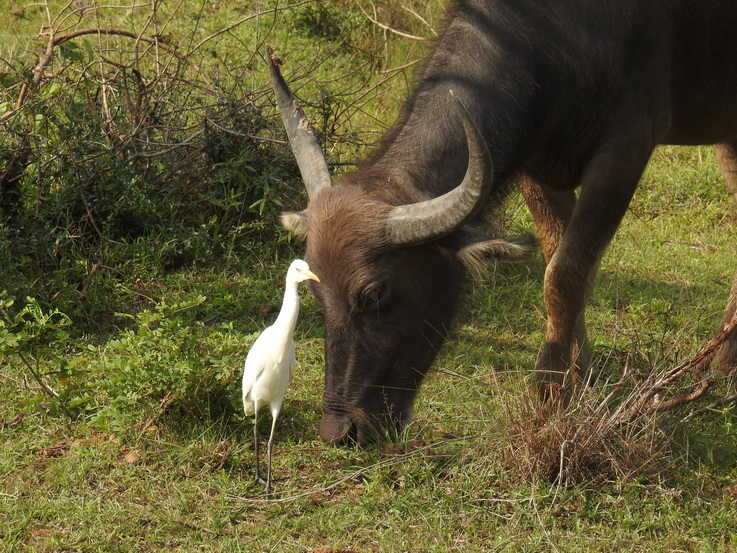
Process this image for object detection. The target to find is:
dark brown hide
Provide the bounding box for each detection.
[304,187,466,442]
[274,0,737,442]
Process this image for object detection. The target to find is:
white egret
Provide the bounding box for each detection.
[242,259,319,493]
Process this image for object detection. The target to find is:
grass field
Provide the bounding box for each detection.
[2,2,737,552]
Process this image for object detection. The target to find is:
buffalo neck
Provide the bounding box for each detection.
[354,9,538,205]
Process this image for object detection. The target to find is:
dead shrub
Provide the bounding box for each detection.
[501,386,668,486]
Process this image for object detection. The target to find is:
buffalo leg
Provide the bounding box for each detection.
[518,176,576,263]
[532,140,653,400]
[711,141,737,373]
[518,176,593,381]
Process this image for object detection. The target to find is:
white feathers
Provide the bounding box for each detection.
[242,259,319,493]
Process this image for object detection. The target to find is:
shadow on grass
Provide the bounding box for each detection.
[455,257,728,373]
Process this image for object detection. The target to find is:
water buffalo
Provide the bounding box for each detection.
[267,0,737,443]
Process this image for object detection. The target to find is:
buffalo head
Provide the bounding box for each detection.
[267,48,533,443]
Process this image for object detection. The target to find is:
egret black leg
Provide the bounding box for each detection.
[253,406,266,486]
[264,410,279,494]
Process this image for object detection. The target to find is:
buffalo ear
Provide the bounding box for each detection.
[280,211,309,241]
[444,226,538,277]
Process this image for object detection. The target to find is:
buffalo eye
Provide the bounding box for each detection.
[358,282,389,311]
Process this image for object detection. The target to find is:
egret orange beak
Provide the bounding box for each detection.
[299,268,320,282]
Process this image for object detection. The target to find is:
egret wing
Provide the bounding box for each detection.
[287,339,297,381]
[242,326,278,411]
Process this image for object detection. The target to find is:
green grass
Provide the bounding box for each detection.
[3,2,737,552]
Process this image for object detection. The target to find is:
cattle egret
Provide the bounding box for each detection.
[242,259,319,493]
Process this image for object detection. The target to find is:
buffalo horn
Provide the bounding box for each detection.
[385,90,494,246]
[267,47,332,200]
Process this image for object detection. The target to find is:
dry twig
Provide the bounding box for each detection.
[358,3,427,41]
[612,311,737,424]
[5,27,184,124]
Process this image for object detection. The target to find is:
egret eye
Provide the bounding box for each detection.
[358,282,389,310]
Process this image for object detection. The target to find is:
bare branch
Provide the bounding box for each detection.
[2,25,186,124]
[358,3,427,41]
[652,379,715,413]
[401,6,437,36]
[612,311,737,424]
[681,393,737,423]
[0,413,25,429]
[14,26,56,111]
[187,0,320,56]
[53,28,186,58]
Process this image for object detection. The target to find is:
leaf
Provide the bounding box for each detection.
[44,82,62,96]
[0,329,20,348]
[82,39,94,63]
[59,42,84,63]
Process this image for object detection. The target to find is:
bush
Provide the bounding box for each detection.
[0,6,305,330]
[0,292,250,430]
[55,296,249,431]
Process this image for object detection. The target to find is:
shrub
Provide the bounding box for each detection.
[500,390,668,486]
[0,5,305,330]
[55,296,249,431]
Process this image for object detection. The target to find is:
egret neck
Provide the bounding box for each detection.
[272,273,302,364]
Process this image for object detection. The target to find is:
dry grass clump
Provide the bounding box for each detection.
[500,386,668,487]
[497,314,737,486]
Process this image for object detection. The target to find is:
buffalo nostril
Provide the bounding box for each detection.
[319,415,353,444]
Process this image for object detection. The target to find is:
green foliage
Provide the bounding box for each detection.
[56,295,249,431]
[0,8,310,330]
[290,1,368,40]
[0,294,71,352]
[0,293,73,416]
